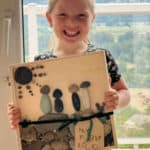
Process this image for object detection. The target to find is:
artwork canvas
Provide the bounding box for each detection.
[9,51,117,150]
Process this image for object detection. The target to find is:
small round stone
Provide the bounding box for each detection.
[40,85,50,94]
[30,93,34,96]
[40,65,44,69]
[68,84,79,93]
[26,85,31,89]
[53,89,62,98]
[18,91,22,94]
[29,90,32,93]
[18,86,22,89]
[80,81,91,88]
[33,74,37,77]
[18,95,23,99]
[38,73,43,77]
[31,67,35,70]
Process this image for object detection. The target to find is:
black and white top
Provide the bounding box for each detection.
[34,44,121,85]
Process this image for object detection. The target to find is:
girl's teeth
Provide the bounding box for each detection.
[67,32,76,35]
[65,30,79,36]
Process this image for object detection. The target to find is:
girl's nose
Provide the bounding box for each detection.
[66,17,77,27]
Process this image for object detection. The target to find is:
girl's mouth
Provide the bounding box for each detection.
[63,30,80,37]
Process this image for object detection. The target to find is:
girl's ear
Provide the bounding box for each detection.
[46,12,53,27]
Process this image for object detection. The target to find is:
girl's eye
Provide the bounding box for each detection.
[58,13,67,17]
[78,14,87,19]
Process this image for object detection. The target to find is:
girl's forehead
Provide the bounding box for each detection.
[53,0,91,12]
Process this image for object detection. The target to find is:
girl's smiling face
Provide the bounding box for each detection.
[46,0,95,44]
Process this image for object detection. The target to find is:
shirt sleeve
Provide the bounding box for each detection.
[34,52,56,61]
[104,50,121,85]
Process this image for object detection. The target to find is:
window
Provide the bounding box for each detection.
[90,2,150,140]
[91,13,150,139]
[23,0,150,148]
[23,0,49,61]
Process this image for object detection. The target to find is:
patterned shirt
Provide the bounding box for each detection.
[34,44,121,85]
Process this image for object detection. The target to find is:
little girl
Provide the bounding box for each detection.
[7,0,130,148]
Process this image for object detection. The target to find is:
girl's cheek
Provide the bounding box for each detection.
[80,19,90,25]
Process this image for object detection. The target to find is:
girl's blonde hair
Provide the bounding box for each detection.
[47,0,95,15]
[47,0,58,13]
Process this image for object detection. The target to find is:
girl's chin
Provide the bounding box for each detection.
[62,34,81,43]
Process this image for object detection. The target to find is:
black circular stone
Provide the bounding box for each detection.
[14,66,33,85]
[72,92,80,111]
[53,89,62,98]
[55,98,63,112]
[80,81,91,88]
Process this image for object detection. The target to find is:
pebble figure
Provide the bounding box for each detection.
[40,85,52,114]
[53,89,64,113]
[80,81,91,110]
[68,83,80,112]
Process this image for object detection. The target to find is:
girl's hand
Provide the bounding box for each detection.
[7,103,21,129]
[104,88,119,111]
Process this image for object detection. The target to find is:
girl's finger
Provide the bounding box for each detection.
[8,112,21,120]
[10,124,18,129]
[105,90,117,97]
[7,108,21,117]
[105,100,118,109]
[105,102,116,110]
[7,105,14,112]
[9,118,20,126]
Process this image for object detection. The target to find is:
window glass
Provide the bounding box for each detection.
[90,14,150,138]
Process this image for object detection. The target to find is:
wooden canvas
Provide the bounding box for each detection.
[9,51,117,150]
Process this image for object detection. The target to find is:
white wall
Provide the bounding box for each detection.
[0,0,23,149]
